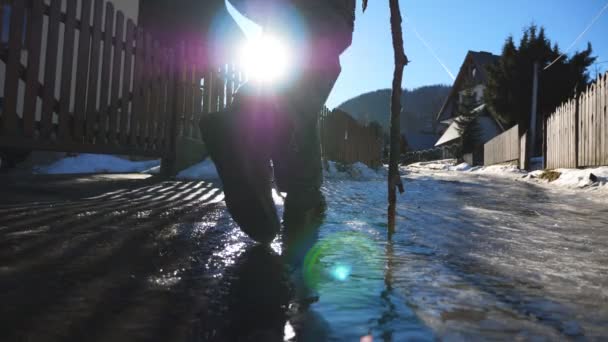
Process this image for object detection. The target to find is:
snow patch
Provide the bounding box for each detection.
[403,157,608,200]
[176,159,220,180]
[552,167,608,188]
[35,154,160,175]
[408,159,457,171]
[474,164,524,175]
[451,163,473,172]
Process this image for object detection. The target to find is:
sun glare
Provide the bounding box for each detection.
[240,35,291,84]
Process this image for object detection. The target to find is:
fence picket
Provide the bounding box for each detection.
[129,28,144,146]
[2,0,26,136]
[119,18,133,144]
[23,0,45,138]
[108,9,124,144]
[600,73,608,165]
[73,0,92,140]
[157,48,169,148]
[149,40,161,148]
[192,48,204,140]
[484,125,519,166]
[85,0,104,141]
[98,2,114,143]
[183,50,194,138]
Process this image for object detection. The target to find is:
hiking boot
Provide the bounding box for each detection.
[199,109,280,244]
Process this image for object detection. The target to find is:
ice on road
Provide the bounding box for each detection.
[1,165,607,340]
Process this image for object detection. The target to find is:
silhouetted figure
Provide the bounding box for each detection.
[201,0,356,243]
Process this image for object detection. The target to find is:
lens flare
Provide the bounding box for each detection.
[240,35,291,84]
[302,231,383,290]
[332,265,352,281]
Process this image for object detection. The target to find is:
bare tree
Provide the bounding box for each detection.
[387,0,407,232]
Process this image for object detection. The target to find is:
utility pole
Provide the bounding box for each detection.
[527,61,540,170]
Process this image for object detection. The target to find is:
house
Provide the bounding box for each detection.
[434,51,505,153]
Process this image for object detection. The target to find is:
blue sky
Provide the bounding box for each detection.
[227,0,608,109]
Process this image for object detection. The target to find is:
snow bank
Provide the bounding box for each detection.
[404,157,608,194]
[474,164,523,175]
[176,159,220,180]
[35,154,160,175]
[451,163,473,171]
[552,167,608,188]
[407,159,456,171]
[324,161,387,181]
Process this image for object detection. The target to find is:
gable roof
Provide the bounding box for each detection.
[435,51,500,122]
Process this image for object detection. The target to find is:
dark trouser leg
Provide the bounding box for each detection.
[274,61,341,224]
[200,88,280,244]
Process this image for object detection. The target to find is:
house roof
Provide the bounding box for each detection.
[435,105,505,147]
[435,51,500,123]
[435,120,461,146]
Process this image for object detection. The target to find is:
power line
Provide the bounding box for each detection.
[544,1,608,71]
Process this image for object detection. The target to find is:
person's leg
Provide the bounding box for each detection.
[200,85,280,244]
[275,60,341,224]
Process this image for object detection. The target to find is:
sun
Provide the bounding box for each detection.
[240,34,291,84]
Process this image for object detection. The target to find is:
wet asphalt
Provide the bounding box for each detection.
[0,171,607,341]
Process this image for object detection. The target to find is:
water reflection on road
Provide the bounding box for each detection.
[1,171,608,341]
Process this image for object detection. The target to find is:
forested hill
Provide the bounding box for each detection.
[337,85,451,134]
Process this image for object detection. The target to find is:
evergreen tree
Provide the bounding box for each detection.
[455,86,481,157]
[485,25,595,133]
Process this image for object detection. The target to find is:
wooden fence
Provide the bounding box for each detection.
[402,144,459,165]
[0,0,238,164]
[319,109,383,168]
[546,72,608,169]
[484,124,520,166]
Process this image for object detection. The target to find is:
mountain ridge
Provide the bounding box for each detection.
[336,85,451,135]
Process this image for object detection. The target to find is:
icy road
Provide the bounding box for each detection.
[0,167,607,341]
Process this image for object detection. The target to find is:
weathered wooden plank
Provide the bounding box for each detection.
[175,43,186,137]
[600,73,608,165]
[183,49,195,138]
[599,74,604,166]
[2,0,26,136]
[591,83,596,166]
[58,0,77,140]
[164,48,176,154]
[97,1,115,143]
[149,40,161,149]
[587,87,592,166]
[108,9,124,144]
[140,33,153,147]
[157,47,168,149]
[217,65,226,110]
[73,0,92,140]
[23,0,45,138]
[203,69,214,113]
[192,47,204,140]
[119,18,134,145]
[129,27,144,146]
[227,62,235,105]
[580,93,584,166]
[85,0,104,141]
